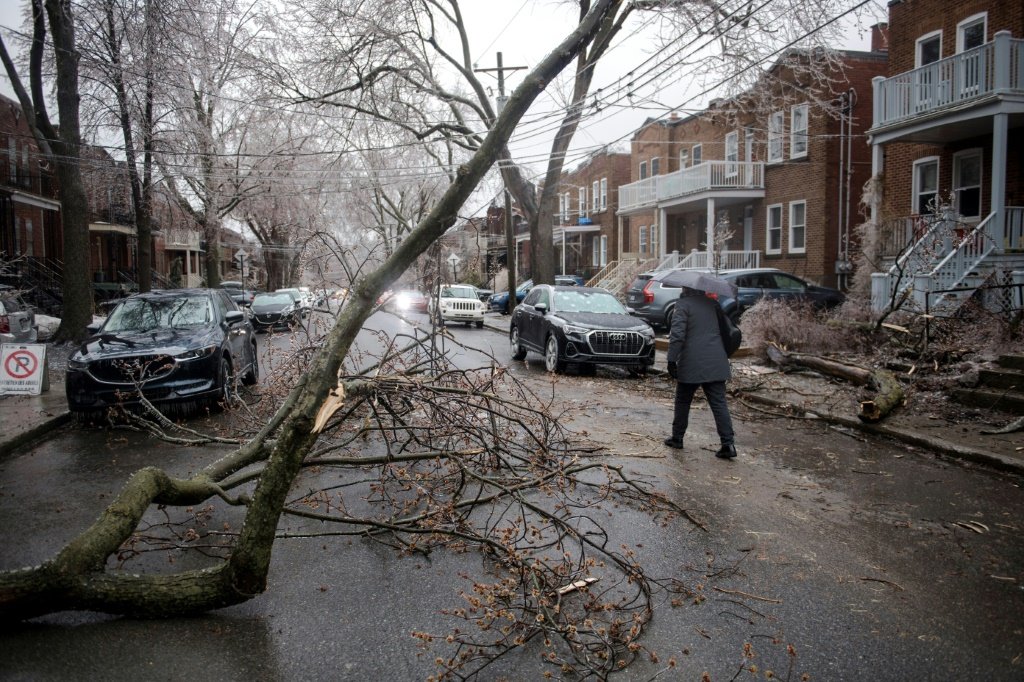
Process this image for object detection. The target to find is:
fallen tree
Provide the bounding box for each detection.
[765,344,905,423]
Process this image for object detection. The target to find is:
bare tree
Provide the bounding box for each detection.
[0,0,95,341]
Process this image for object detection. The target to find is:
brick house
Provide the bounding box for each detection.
[866,0,1024,314]
[0,94,62,270]
[607,40,888,293]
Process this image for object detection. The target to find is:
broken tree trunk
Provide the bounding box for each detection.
[765,344,904,423]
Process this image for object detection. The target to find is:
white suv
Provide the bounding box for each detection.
[430,284,485,327]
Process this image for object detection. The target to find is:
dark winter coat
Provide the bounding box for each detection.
[666,288,731,383]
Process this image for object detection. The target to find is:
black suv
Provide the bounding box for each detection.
[510,284,656,375]
[627,268,845,329]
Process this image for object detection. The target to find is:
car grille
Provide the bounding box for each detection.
[586,330,645,355]
[255,313,282,323]
[89,355,177,384]
[447,301,478,312]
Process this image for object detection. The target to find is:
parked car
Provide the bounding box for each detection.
[65,288,258,420]
[227,288,258,307]
[455,283,492,302]
[0,285,38,344]
[276,288,312,317]
[510,284,656,375]
[626,268,846,329]
[391,289,429,314]
[555,274,585,286]
[430,284,486,327]
[489,279,534,313]
[220,280,243,290]
[250,291,302,331]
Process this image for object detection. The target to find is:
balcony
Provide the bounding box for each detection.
[618,161,765,214]
[870,31,1024,141]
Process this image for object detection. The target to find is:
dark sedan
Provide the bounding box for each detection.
[510,285,656,375]
[66,288,258,420]
[627,267,845,328]
[489,279,533,313]
[250,292,301,331]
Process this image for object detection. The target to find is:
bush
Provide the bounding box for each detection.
[739,299,855,357]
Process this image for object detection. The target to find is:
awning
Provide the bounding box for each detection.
[89,222,136,236]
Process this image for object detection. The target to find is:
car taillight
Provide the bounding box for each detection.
[0,315,8,333]
[641,281,655,304]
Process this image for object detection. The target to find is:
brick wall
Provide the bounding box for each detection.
[557,150,631,275]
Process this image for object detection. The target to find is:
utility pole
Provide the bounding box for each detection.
[476,53,526,315]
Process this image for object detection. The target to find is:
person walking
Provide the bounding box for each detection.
[664,286,736,458]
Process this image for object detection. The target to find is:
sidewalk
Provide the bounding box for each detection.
[3,322,1021,476]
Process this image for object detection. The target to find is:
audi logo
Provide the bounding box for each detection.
[608,332,627,341]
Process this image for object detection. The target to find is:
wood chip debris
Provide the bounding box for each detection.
[556,577,598,596]
[953,520,989,534]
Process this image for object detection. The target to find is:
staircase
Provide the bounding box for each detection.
[588,257,658,297]
[17,257,64,315]
[952,353,1024,416]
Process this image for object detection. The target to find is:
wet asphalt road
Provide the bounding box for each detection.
[1,310,1023,681]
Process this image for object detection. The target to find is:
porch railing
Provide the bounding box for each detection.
[873,32,1024,128]
[618,161,765,212]
[660,249,761,271]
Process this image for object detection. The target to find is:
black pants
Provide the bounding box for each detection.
[672,381,735,446]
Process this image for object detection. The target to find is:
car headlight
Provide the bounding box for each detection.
[68,357,89,370]
[175,345,218,361]
[563,325,589,336]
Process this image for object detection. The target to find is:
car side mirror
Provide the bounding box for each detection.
[86,322,101,335]
[625,306,636,314]
[534,302,548,314]
[225,310,245,325]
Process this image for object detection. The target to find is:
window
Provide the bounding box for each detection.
[651,157,660,175]
[768,111,784,163]
[563,192,570,221]
[650,222,659,256]
[692,144,702,166]
[744,127,754,161]
[592,181,599,212]
[578,187,587,218]
[592,237,600,266]
[591,236,608,266]
[639,226,648,254]
[912,157,939,215]
[766,204,783,254]
[957,13,986,52]
[916,30,942,67]
[558,194,566,223]
[600,178,607,210]
[680,148,690,169]
[953,150,982,220]
[599,235,607,266]
[788,201,806,254]
[790,104,808,159]
[725,131,738,176]
[639,161,648,179]
[25,219,33,257]
[8,138,15,177]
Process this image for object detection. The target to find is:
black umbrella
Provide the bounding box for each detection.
[651,268,737,298]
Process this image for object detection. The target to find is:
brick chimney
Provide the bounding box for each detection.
[871,23,889,52]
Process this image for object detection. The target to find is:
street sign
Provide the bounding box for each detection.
[0,344,47,395]
[447,253,461,268]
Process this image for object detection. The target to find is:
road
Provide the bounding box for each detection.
[1,309,1022,681]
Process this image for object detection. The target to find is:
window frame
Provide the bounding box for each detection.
[650,157,660,176]
[599,235,608,266]
[788,201,806,254]
[768,111,784,163]
[766,204,783,255]
[639,160,648,180]
[915,30,942,68]
[600,178,607,210]
[692,144,702,166]
[592,236,600,266]
[956,13,986,53]
[578,187,587,219]
[591,180,599,212]
[790,104,809,159]
[679,148,690,170]
[638,225,648,254]
[912,156,940,216]
[952,148,983,221]
[725,131,739,177]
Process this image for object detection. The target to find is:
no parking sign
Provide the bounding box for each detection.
[0,344,47,395]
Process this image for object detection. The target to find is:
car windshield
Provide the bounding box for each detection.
[441,286,477,299]
[104,295,212,332]
[254,293,293,305]
[554,290,627,314]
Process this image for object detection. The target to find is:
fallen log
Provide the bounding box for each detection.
[765,345,904,423]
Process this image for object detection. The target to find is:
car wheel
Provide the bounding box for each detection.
[510,325,527,360]
[663,304,675,330]
[215,356,235,411]
[544,334,565,373]
[241,342,259,386]
[475,321,483,329]
[628,366,648,378]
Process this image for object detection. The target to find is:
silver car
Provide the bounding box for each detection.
[0,285,38,343]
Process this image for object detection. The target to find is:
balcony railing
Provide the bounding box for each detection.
[872,31,1024,129]
[618,161,765,212]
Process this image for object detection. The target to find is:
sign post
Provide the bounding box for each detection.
[447,253,461,283]
[0,344,47,395]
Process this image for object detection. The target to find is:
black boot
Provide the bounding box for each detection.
[715,444,737,459]
[663,437,684,449]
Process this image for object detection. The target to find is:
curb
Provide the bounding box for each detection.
[0,411,71,459]
[739,392,1024,476]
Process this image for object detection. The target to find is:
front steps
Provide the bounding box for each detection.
[952,353,1024,415]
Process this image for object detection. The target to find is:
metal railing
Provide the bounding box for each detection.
[658,249,761,271]
[873,32,1023,128]
[618,161,765,212]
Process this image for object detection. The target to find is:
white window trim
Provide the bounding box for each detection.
[692,144,702,166]
[578,187,587,219]
[563,192,571,222]
[912,156,940,216]
[639,161,648,180]
[790,104,809,159]
[638,225,648,254]
[953,148,983,221]
[600,235,608,266]
[591,181,599,212]
[956,13,987,53]
[768,111,784,163]
[650,156,660,176]
[915,30,942,68]
[766,203,783,255]
[744,127,754,162]
[600,178,607,210]
[725,131,738,177]
[788,201,806,254]
[679,149,689,170]
[592,237,600,266]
